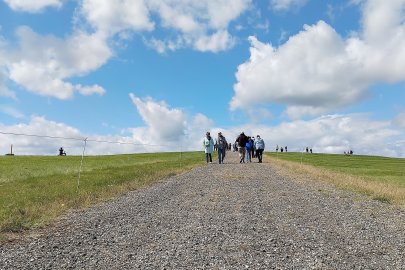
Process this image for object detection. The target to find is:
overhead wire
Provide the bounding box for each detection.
[0,131,171,147]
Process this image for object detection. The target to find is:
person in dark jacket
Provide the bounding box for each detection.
[217,132,228,164]
[235,132,248,163]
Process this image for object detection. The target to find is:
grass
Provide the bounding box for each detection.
[0,152,204,239]
[267,152,405,205]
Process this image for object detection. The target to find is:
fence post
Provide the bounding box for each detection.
[77,138,88,192]
[300,146,304,166]
[180,143,183,168]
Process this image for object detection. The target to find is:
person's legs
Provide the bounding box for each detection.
[257,149,263,163]
[221,148,225,163]
[205,153,209,163]
[241,147,246,163]
[218,148,223,164]
[209,153,212,162]
[246,149,251,162]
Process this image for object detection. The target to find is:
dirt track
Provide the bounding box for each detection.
[1,152,405,269]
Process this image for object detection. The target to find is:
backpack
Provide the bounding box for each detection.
[218,136,225,146]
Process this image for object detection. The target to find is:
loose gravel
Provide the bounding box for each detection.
[1,152,405,269]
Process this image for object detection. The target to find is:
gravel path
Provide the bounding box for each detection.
[1,152,405,269]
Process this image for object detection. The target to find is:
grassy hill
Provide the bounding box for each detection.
[0,152,203,239]
[267,152,405,205]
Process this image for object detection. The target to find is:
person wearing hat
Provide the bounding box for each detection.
[255,135,265,163]
[203,131,215,163]
[217,132,228,164]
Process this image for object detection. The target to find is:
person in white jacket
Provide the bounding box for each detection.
[255,135,265,163]
[203,132,215,163]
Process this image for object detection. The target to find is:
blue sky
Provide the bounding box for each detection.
[0,0,405,157]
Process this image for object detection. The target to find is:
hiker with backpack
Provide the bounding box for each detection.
[217,132,228,164]
[203,132,215,163]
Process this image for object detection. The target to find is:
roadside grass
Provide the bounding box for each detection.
[0,152,204,239]
[267,152,405,205]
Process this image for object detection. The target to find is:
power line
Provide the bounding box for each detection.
[0,131,171,147]
[0,131,84,141]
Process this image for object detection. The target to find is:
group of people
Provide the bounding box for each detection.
[344,150,354,155]
[203,131,265,164]
[275,145,288,152]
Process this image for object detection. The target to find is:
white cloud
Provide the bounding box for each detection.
[79,0,154,36]
[4,0,63,12]
[0,94,217,155]
[1,111,404,158]
[76,84,105,96]
[224,114,404,157]
[0,116,175,155]
[194,30,235,52]
[79,0,251,53]
[0,105,24,119]
[270,0,308,11]
[6,27,110,99]
[232,0,405,118]
[129,93,187,141]
[0,116,84,155]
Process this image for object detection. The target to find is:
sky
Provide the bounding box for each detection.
[0,0,405,157]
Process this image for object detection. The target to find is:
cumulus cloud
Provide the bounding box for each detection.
[231,0,405,119]
[270,0,308,11]
[147,0,250,52]
[0,95,217,155]
[223,114,404,157]
[193,30,235,52]
[129,93,187,141]
[1,112,404,157]
[0,116,179,155]
[0,116,84,155]
[79,0,154,36]
[6,27,110,99]
[79,0,251,53]
[3,0,63,13]
[2,0,250,99]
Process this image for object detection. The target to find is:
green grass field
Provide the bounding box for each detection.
[267,152,405,204]
[0,152,204,238]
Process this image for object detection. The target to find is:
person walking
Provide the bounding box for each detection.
[217,132,228,164]
[235,132,248,163]
[246,137,253,162]
[203,132,215,163]
[255,135,265,163]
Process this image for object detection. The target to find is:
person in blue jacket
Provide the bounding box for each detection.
[245,137,253,162]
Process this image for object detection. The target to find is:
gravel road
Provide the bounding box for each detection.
[1,152,405,269]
